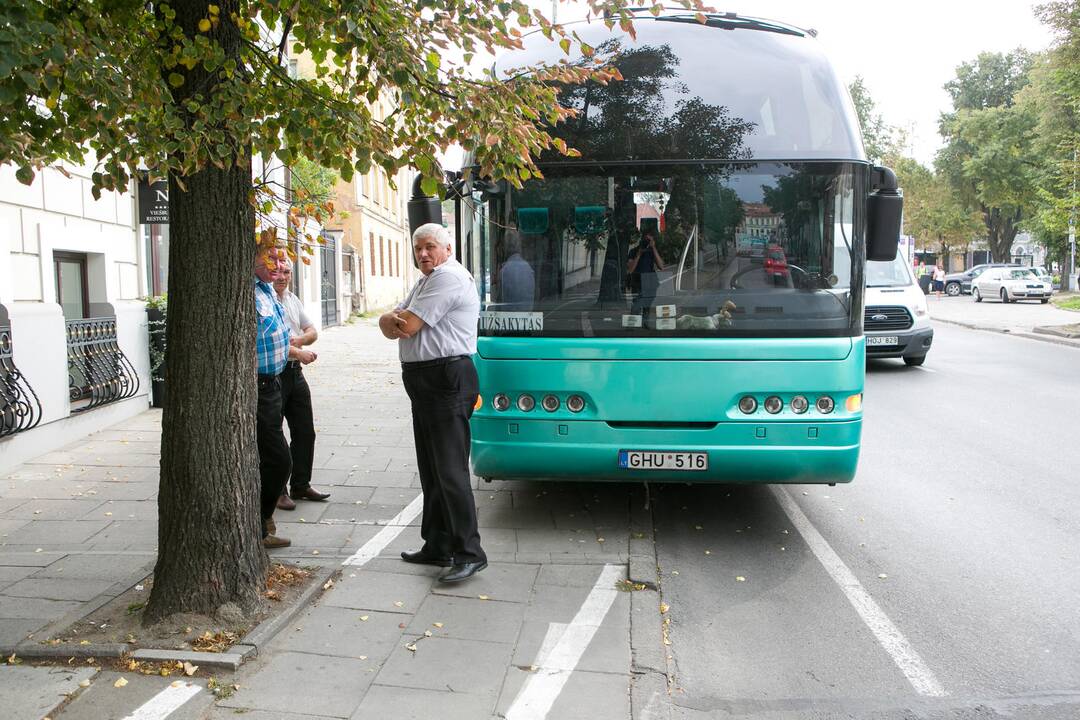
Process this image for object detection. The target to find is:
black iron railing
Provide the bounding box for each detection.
[1,324,42,438]
[66,317,140,413]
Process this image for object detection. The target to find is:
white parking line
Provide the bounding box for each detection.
[121,682,202,720]
[506,564,624,720]
[770,486,947,697]
[341,493,424,567]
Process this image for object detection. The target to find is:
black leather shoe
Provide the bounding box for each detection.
[290,486,331,501]
[400,549,452,567]
[439,561,487,583]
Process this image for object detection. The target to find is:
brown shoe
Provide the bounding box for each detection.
[276,493,296,511]
[266,517,277,535]
[262,535,291,549]
[290,486,330,502]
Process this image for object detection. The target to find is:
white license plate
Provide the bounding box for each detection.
[866,336,899,347]
[618,450,708,471]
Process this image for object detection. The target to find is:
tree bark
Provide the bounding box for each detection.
[144,0,266,624]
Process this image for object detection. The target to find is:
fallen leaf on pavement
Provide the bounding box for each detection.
[478,595,490,600]
[183,662,198,676]
[78,679,90,688]
[114,678,128,688]
[659,603,670,615]
[359,615,369,621]
[432,622,443,628]
[322,579,334,590]
[423,630,432,637]
[405,643,417,652]
[393,601,404,608]
[735,576,746,582]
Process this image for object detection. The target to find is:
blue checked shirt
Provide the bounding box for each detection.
[255,279,290,376]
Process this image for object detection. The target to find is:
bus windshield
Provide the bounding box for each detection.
[475,161,858,338]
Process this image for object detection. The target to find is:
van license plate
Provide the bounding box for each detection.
[866,336,899,346]
[618,451,707,471]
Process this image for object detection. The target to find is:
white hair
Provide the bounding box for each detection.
[412,223,452,248]
[280,256,294,271]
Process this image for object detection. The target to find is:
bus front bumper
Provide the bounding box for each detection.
[471,417,861,484]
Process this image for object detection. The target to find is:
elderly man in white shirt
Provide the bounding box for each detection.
[379,222,486,584]
[273,259,331,511]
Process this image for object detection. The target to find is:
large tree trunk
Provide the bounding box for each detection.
[983,204,1022,262]
[144,0,266,624]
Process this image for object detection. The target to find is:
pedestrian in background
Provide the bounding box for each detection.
[379,223,487,584]
[272,259,330,513]
[933,262,946,298]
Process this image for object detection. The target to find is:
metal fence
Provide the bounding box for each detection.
[66,317,140,413]
[0,324,42,438]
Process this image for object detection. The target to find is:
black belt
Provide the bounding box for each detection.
[402,355,469,370]
[285,360,301,369]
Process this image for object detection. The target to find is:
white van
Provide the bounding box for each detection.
[864,254,933,366]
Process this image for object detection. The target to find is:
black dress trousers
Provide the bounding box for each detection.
[402,356,486,564]
[280,363,316,492]
[256,374,292,535]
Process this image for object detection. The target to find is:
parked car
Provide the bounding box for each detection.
[943,263,1019,296]
[1028,266,1052,285]
[972,267,1053,303]
[864,254,933,366]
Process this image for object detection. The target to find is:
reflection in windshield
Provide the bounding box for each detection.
[867,255,913,287]
[1008,269,1036,280]
[476,162,859,338]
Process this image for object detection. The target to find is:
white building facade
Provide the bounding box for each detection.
[0,161,151,474]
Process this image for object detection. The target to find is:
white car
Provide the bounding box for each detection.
[864,254,933,366]
[972,267,1053,304]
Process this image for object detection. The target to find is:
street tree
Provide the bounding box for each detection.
[893,156,982,264]
[938,50,1039,262]
[1023,1,1080,278]
[0,0,706,623]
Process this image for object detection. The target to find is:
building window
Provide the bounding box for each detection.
[394,241,400,277]
[379,236,385,276]
[369,233,376,276]
[53,251,90,320]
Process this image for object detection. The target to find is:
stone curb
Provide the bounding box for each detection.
[932,317,1080,348]
[627,485,672,720]
[2,559,156,658]
[5,564,337,669]
[1032,325,1080,339]
[240,564,337,653]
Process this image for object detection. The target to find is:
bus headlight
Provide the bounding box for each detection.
[815,396,835,414]
[790,395,809,414]
[492,394,510,411]
[566,395,585,413]
[764,396,783,414]
[541,395,560,412]
[738,396,757,414]
[517,394,535,412]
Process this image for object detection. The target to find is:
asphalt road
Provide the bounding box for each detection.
[650,321,1080,719]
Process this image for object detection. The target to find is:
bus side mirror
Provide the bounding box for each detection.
[407,174,442,235]
[867,165,901,262]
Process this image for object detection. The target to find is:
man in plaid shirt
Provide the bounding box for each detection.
[254,245,316,548]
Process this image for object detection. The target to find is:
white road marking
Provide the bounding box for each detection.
[771,486,947,697]
[506,564,624,720]
[121,682,202,720]
[341,493,424,567]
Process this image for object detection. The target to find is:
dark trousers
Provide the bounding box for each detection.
[402,356,485,564]
[280,363,316,492]
[256,374,291,536]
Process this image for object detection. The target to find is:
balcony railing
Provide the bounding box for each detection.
[1,324,42,438]
[66,317,140,413]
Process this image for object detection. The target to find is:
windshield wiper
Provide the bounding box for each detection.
[650,12,807,38]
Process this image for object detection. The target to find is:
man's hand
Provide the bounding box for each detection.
[296,348,317,365]
[289,337,305,348]
[379,311,409,340]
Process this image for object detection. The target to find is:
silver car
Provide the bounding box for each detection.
[972,267,1053,304]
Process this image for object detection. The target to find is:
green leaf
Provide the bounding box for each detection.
[420,175,439,197]
[15,166,35,186]
[168,72,185,88]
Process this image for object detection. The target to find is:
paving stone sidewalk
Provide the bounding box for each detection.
[1,318,651,720]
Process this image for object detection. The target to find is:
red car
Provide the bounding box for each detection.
[763,245,789,281]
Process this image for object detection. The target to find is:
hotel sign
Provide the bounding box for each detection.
[138,178,170,224]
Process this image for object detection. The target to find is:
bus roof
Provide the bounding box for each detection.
[494,13,866,163]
